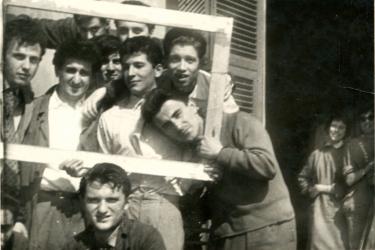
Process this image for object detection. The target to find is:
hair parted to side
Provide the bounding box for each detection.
[4,15,47,57]
[79,163,132,198]
[119,36,163,67]
[163,28,207,60]
[91,35,122,61]
[53,39,102,72]
[114,0,155,34]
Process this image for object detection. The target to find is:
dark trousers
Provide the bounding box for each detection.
[209,219,297,250]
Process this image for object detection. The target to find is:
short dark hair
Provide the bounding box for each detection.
[119,36,163,67]
[53,39,101,73]
[79,163,132,198]
[141,88,186,123]
[114,1,155,34]
[91,35,122,62]
[73,15,108,26]
[325,113,350,136]
[163,28,207,59]
[4,15,46,58]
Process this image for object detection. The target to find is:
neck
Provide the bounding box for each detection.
[56,87,82,107]
[94,225,119,247]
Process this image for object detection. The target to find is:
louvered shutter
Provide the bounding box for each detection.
[166,0,266,123]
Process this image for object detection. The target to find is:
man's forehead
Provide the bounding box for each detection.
[86,180,122,192]
[170,44,198,57]
[7,38,42,55]
[116,20,148,29]
[156,100,184,118]
[63,58,92,69]
[123,52,149,63]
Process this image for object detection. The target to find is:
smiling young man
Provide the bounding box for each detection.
[142,89,297,250]
[63,163,165,250]
[158,28,238,115]
[19,39,101,250]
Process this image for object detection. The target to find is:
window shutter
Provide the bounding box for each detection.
[167,0,266,123]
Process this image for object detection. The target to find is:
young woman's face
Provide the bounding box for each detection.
[329,119,347,143]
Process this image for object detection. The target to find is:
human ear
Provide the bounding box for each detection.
[154,64,164,78]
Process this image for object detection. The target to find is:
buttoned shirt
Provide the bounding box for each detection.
[40,90,84,192]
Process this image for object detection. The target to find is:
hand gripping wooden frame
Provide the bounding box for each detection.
[1,0,233,181]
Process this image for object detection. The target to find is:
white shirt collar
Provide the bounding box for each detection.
[49,90,84,110]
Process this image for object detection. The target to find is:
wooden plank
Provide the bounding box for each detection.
[204,22,233,139]
[0,143,212,181]
[255,0,266,124]
[4,0,232,33]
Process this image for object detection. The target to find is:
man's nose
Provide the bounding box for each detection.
[97,201,108,213]
[177,60,187,71]
[72,73,82,85]
[128,65,136,76]
[21,58,31,71]
[108,61,116,71]
[172,119,183,130]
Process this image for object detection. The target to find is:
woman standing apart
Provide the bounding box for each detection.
[298,115,349,250]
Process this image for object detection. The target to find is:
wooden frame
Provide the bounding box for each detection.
[1,0,234,180]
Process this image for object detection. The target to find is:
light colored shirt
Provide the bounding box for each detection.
[189,70,239,114]
[97,96,184,195]
[41,90,83,192]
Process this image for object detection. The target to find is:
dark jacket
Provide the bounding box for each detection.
[19,92,53,230]
[208,111,295,238]
[63,214,166,250]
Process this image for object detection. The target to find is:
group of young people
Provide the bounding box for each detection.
[3,1,372,250]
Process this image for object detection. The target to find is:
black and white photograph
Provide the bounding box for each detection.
[1,0,373,249]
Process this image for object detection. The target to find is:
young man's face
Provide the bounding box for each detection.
[101,52,122,82]
[116,21,150,42]
[123,52,158,97]
[153,99,203,143]
[359,110,374,135]
[83,181,126,233]
[4,39,42,87]
[56,58,92,103]
[0,208,14,247]
[167,44,200,93]
[329,120,346,143]
[77,17,108,40]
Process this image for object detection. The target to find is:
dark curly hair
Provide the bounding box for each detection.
[79,163,131,198]
[4,15,46,58]
[91,35,122,63]
[141,88,186,123]
[119,36,163,67]
[53,39,102,73]
[163,28,207,60]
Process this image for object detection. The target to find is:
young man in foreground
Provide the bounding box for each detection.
[141,89,297,250]
[63,163,165,250]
